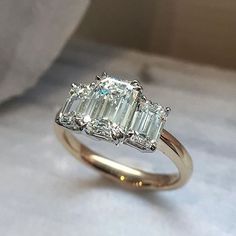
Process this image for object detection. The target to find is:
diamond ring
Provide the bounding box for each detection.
[55,72,193,190]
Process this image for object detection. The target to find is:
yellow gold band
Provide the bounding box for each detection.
[55,123,193,190]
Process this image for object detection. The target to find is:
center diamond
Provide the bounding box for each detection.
[84,76,140,140]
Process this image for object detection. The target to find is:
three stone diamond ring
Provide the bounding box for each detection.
[55,73,193,190]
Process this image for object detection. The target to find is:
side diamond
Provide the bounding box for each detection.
[58,84,92,129]
[126,100,169,151]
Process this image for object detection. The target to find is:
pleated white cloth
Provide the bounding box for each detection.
[0,0,89,103]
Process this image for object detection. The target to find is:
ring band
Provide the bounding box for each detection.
[55,73,193,190]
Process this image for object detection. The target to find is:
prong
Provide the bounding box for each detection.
[133,85,143,92]
[165,107,171,116]
[150,141,157,152]
[141,95,147,102]
[130,80,140,86]
[55,110,62,125]
[83,115,91,123]
[102,72,107,77]
[75,116,89,131]
[131,80,143,92]
[90,82,96,87]
[96,75,101,81]
[111,127,124,142]
[71,83,78,89]
[70,83,79,95]
[112,137,121,146]
[126,130,135,139]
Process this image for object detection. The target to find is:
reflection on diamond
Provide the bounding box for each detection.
[81,76,140,140]
[128,101,167,150]
[58,74,169,151]
[86,119,112,141]
[59,85,92,128]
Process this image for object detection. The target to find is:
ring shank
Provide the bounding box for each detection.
[54,124,193,190]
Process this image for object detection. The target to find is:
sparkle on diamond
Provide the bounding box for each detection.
[59,75,169,151]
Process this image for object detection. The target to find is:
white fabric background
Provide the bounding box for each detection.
[0,40,235,236]
[0,0,90,103]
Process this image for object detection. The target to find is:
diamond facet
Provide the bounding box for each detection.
[82,76,140,140]
[85,119,112,141]
[127,101,168,151]
[57,73,170,152]
[59,84,92,129]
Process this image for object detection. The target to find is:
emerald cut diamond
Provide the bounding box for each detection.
[126,101,168,151]
[59,84,92,129]
[57,73,170,152]
[83,76,140,140]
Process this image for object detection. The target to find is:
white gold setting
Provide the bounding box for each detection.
[56,73,170,152]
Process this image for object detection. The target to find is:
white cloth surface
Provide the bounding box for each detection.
[0,0,90,103]
[0,40,235,236]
